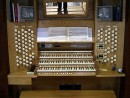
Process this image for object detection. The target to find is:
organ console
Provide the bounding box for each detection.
[6,0,126,98]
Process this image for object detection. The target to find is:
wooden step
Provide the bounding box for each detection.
[20,90,116,98]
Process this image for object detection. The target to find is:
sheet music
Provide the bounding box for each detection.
[37,28,49,42]
[37,27,93,42]
[68,27,88,41]
[49,27,68,41]
[88,28,93,41]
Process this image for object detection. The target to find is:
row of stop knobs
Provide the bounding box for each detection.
[14,27,35,66]
[97,25,118,64]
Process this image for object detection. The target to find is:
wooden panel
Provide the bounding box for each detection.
[8,71,37,78]
[6,0,38,73]
[7,71,119,88]
[94,0,126,72]
[96,70,125,77]
[32,77,115,90]
[8,77,32,85]
[7,22,38,72]
[8,71,37,85]
[38,20,94,28]
[20,90,116,98]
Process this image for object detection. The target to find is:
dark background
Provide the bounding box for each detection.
[0,0,10,98]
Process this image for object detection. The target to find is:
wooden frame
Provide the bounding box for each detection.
[42,0,89,18]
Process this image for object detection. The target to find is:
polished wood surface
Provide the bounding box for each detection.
[7,70,124,85]
[20,90,116,98]
[8,71,37,78]
[96,70,125,77]
[8,71,37,85]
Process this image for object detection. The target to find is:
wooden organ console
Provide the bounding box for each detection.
[6,0,126,98]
